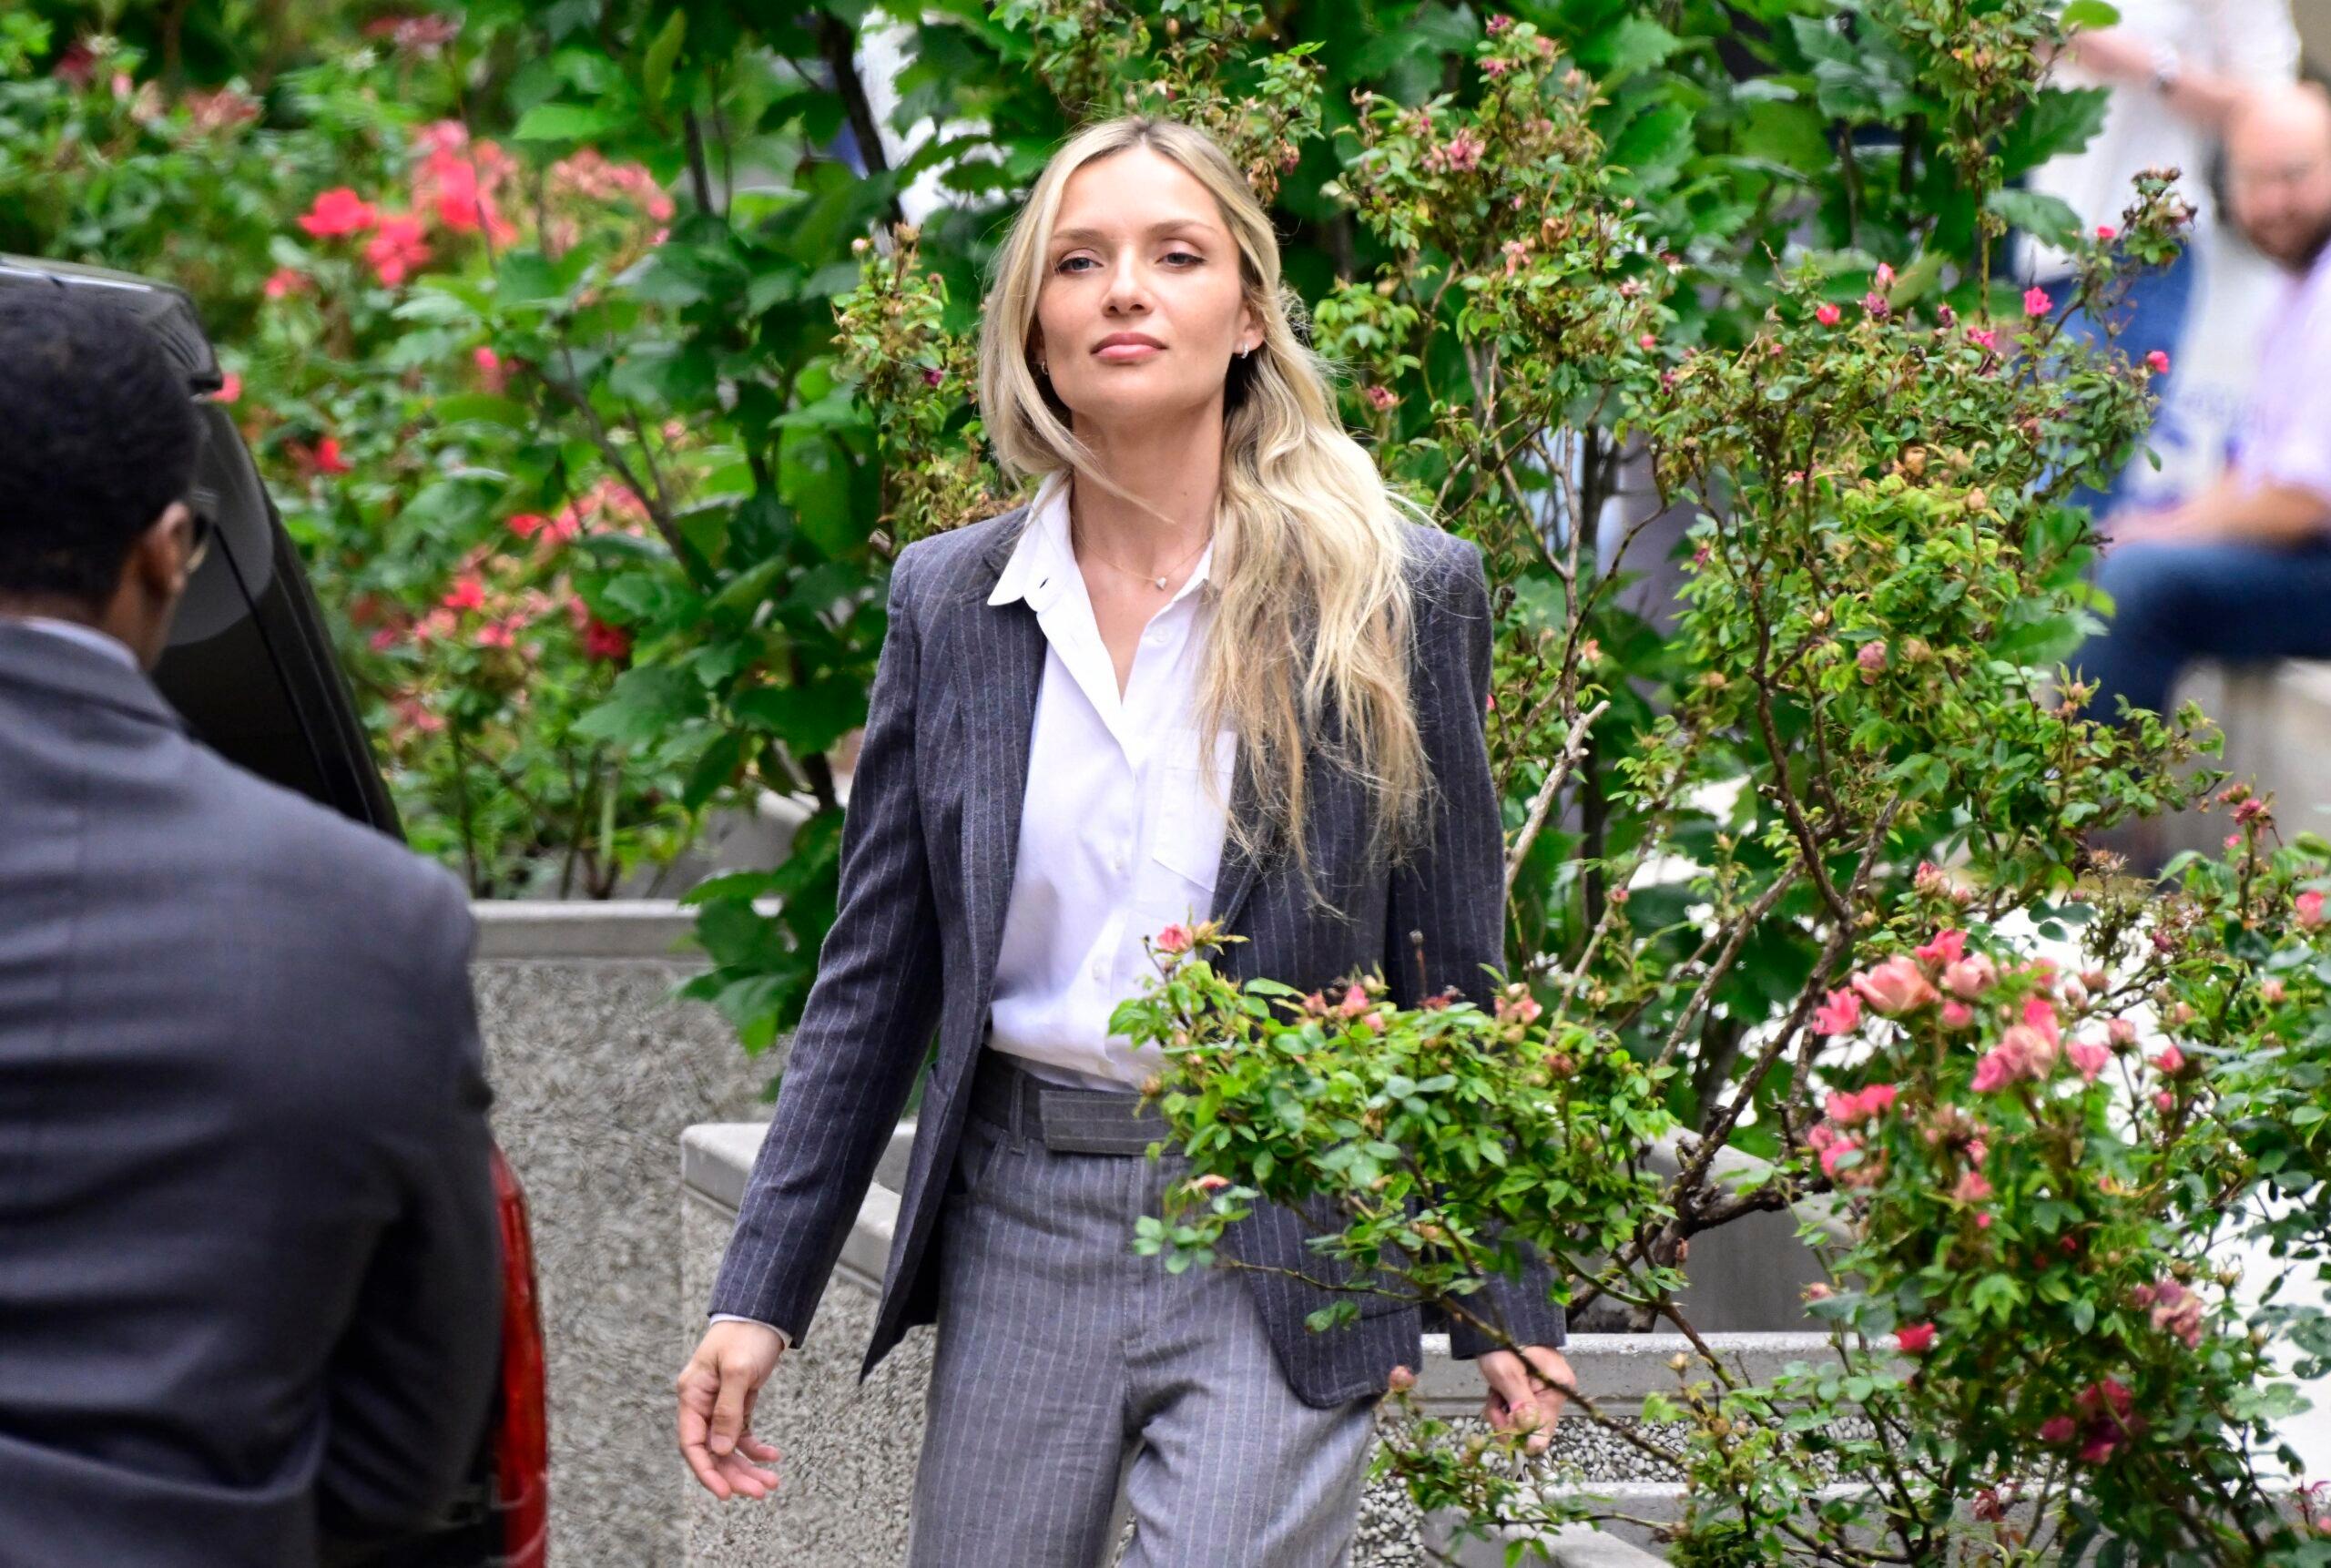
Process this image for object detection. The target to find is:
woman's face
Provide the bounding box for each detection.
[1032,146,1258,433]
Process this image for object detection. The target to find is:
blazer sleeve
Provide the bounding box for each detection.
[706,546,946,1341]
[1385,534,1568,1355]
[318,872,503,1539]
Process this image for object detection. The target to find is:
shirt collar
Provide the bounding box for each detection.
[3,614,140,670]
[986,471,1216,612]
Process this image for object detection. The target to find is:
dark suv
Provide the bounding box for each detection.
[0,256,551,1568]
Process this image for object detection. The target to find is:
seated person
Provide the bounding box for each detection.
[2075,85,2331,723]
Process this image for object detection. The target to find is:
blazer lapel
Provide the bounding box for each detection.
[954,519,1046,1015]
[1207,756,1267,933]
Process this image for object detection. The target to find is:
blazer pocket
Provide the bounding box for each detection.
[944,1112,1012,1204]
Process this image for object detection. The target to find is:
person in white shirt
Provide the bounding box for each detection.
[2024,0,2300,514]
[675,117,1572,1563]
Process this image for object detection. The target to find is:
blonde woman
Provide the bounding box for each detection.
[676,116,1571,1565]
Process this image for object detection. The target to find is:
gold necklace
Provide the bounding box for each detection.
[1069,511,1214,591]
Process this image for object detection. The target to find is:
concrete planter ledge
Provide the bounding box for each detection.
[679,1118,1847,1564]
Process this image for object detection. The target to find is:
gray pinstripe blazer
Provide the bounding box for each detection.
[707,504,1566,1407]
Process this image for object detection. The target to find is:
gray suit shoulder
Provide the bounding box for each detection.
[1399,522,1490,637]
[891,504,1034,616]
[182,743,475,988]
[1400,519,1483,583]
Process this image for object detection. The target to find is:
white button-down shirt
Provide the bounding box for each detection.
[983,472,1237,1089]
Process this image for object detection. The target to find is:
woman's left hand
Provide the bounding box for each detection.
[1479,1344,1573,1454]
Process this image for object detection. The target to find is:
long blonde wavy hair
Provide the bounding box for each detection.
[976,116,1435,907]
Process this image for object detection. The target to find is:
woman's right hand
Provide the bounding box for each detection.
[676,1320,787,1500]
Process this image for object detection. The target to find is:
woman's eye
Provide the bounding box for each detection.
[1054,256,1095,274]
[1164,250,1203,266]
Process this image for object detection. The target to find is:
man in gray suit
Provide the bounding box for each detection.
[0,289,503,1564]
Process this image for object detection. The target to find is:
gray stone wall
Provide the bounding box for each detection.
[474,903,773,1568]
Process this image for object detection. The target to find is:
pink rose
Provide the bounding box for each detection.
[1815,302,1842,327]
[441,575,486,613]
[1940,1000,1975,1029]
[1155,923,1194,954]
[1812,1129,1860,1181]
[364,212,432,287]
[2299,890,2326,929]
[2040,1415,2077,1444]
[1851,955,1939,1016]
[2066,1039,2112,1083]
[1824,1084,1898,1126]
[2145,349,2170,375]
[2155,1089,2176,1113]
[2148,1278,2204,1348]
[2023,285,2053,319]
[2095,223,2118,241]
[1916,929,1967,965]
[1894,1322,1937,1354]
[2022,994,2061,1048]
[2108,1016,2137,1047]
[2152,1044,2186,1075]
[299,187,376,238]
[1942,954,1997,1000]
[1874,261,1896,289]
[1812,987,1862,1035]
[1952,1170,1993,1204]
[1857,640,1888,675]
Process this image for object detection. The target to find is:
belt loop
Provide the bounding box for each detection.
[1008,1059,1031,1150]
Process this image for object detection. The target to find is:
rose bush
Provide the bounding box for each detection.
[2,11,706,893]
[834,0,2331,1562]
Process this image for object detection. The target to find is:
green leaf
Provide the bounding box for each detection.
[2060,0,2122,29]
[730,676,869,756]
[1987,188,2082,248]
[432,392,531,429]
[684,728,753,809]
[641,9,687,111]
[2000,87,2111,178]
[1576,16,1681,84]
[512,102,627,143]
[574,665,702,744]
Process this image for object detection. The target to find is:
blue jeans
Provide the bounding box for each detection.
[2075,535,2331,721]
[2059,246,2197,519]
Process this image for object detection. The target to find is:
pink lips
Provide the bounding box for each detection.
[1094,335,1164,361]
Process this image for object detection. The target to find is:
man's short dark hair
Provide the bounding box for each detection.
[0,287,201,609]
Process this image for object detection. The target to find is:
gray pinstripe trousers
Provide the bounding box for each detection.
[905,1061,1379,1567]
